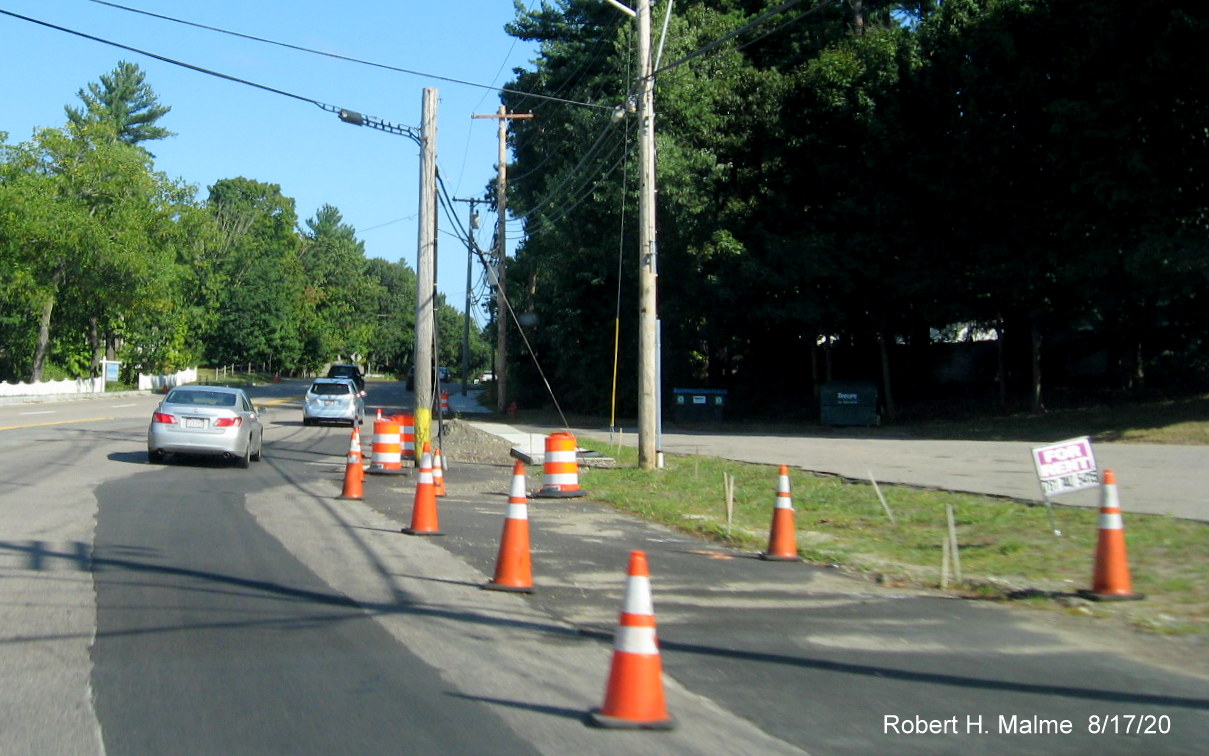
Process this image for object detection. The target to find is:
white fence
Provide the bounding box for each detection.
[137,367,198,392]
[0,367,198,398]
[0,377,102,398]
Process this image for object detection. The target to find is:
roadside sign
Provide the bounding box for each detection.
[1032,436,1098,496]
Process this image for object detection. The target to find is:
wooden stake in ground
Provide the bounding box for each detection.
[868,470,897,526]
[945,502,962,583]
[723,472,735,535]
[941,537,951,589]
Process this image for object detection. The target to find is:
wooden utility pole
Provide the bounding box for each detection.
[635,0,660,469]
[414,88,438,451]
[473,107,533,413]
[453,197,483,397]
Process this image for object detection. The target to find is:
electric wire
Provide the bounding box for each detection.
[513,134,629,235]
[649,0,814,78]
[436,166,568,428]
[0,8,323,109]
[85,0,612,111]
[510,143,631,240]
[507,118,624,226]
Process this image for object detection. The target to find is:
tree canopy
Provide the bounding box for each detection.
[499,0,1209,418]
[1,62,487,385]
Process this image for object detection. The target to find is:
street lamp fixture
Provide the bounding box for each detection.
[323,104,422,145]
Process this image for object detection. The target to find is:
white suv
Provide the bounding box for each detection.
[303,378,364,427]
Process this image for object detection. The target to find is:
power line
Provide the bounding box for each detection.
[509,118,625,224]
[0,8,322,109]
[650,0,816,78]
[86,0,612,112]
[509,142,632,240]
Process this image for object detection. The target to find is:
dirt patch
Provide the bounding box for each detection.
[438,419,515,466]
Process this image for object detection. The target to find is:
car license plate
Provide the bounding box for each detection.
[185,417,205,429]
[323,400,336,406]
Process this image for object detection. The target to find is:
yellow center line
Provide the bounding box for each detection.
[0,416,116,431]
[261,395,303,406]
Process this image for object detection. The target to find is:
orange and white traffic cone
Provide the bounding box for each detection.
[338,428,365,500]
[533,432,587,498]
[402,443,443,536]
[760,465,800,561]
[483,460,533,593]
[432,448,447,497]
[1079,469,1144,601]
[587,550,675,730]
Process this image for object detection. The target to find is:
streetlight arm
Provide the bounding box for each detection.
[604,0,637,17]
[318,103,422,145]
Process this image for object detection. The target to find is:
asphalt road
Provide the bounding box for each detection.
[1,380,1206,755]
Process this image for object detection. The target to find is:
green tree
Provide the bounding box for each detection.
[300,205,376,366]
[65,61,174,151]
[0,122,189,381]
[203,178,307,371]
[364,257,416,376]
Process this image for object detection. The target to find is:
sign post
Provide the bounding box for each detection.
[1031,436,1098,537]
[100,360,121,393]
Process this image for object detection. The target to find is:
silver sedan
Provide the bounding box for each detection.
[147,385,265,467]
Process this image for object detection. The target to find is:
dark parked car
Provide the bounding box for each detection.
[326,363,365,392]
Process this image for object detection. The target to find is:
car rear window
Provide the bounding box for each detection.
[311,382,351,396]
[168,390,236,406]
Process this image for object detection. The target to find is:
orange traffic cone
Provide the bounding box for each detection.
[432,448,447,497]
[760,465,800,561]
[338,428,365,500]
[402,443,443,536]
[1079,469,1144,601]
[587,550,675,730]
[483,460,533,593]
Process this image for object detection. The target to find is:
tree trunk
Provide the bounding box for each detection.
[1030,323,1045,414]
[31,263,67,383]
[849,0,866,34]
[995,317,1007,410]
[31,296,56,383]
[879,329,896,422]
[90,317,102,377]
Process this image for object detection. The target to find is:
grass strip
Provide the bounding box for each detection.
[577,439,1208,638]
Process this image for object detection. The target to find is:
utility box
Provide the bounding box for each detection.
[672,388,726,423]
[819,381,879,426]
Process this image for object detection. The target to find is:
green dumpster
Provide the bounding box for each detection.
[673,388,726,423]
[819,381,879,426]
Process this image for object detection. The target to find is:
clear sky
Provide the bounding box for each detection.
[0,0,542,322]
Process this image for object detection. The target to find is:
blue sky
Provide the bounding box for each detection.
[0,1,543,320]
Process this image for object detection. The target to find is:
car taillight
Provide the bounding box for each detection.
[152,412,176,424]
[213,417,243,427]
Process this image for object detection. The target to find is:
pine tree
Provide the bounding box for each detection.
[65,61,174,150]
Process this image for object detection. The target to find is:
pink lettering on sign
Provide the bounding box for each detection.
[1031,436,1099,496]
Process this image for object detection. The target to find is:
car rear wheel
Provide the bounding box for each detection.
[148,449,165,464]
[250,434,263,462]
[237,440,251,469]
